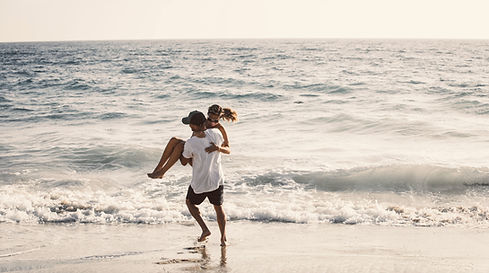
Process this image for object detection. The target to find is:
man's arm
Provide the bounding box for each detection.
[181,141,194,165]
[180,155,192,166]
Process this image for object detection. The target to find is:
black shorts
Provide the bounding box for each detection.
[186,185,224,206]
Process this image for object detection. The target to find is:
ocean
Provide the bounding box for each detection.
[1,39,489,227]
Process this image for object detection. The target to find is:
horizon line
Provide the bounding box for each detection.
[2,36,489,44]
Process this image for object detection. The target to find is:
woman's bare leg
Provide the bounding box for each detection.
[148,137,184,178]
[148,141,184,178]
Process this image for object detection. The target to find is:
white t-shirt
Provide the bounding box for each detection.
[182,128,225,194]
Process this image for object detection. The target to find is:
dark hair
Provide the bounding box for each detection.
[208,104,238,122]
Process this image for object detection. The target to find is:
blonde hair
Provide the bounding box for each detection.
[222,108,238,122]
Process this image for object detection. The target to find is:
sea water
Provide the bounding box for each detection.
[1,39,489,227]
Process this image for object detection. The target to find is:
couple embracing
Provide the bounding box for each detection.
[148,105,237,246]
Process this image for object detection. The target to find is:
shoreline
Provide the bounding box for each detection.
[2,222,489,273]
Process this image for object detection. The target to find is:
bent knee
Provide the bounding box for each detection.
[169,137,183,144]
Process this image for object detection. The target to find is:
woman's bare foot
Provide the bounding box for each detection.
[147,172,163,179]
[198,230,211,242]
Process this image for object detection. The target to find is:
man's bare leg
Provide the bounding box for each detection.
[186,199,211,242]
[214,205,227,246]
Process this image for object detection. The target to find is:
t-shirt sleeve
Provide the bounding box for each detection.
[214,129,224,146]
[182,140,193,159]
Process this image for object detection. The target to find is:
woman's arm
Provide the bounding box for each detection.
[218,145,230,154]
[215,123,229,147]
[205,142,230,154]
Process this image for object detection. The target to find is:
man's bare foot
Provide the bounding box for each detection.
[198,230,211,242]
[220,236,227,246]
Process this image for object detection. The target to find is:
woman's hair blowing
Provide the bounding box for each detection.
[222,107,238,122]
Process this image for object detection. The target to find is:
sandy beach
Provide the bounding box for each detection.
[2,221,489,273]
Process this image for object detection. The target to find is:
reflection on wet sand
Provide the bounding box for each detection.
[157,245,227,272]
[220,246,227,267]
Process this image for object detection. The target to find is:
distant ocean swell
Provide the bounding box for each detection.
[1,39,489,227]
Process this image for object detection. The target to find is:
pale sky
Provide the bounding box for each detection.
[1,0,489,42]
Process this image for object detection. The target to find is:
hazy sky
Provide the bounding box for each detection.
[1,0,489,42]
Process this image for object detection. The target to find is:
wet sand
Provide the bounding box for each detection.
[1,221,489,273]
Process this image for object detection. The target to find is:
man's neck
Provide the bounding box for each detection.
[192,130,206,138]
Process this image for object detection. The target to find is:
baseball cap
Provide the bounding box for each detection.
[182,110,206,125]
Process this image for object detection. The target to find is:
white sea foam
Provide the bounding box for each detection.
[1,165,489,227]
